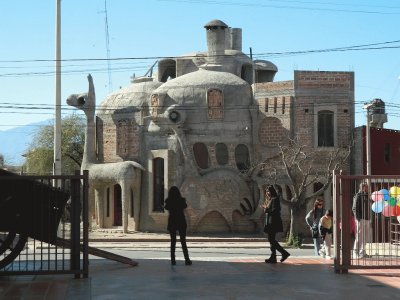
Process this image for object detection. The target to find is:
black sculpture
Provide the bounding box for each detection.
[0,169,70,269]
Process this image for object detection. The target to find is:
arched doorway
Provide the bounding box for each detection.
[113,184,122,226]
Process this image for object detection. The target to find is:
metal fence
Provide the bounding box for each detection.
[333,173,400,273]
[0,170,89,278]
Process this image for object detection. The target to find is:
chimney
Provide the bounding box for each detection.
[225,28,242,51]
[204,20,228,65]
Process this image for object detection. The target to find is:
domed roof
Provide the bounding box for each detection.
[204,20,228,28]
[156,69,248,91]
[254,60,278,72]
[98,78,162,115]
[153,68,252,106]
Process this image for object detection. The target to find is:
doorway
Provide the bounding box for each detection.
[113,184,122,226]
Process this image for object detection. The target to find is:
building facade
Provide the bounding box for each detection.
[353,127,400,175]
[73,20,354,233]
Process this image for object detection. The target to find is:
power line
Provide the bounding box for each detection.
[103,0,113,92]
[0,101,399,120]
[1,100,400,109]
[1,39,399,65]
[157,0,400,15]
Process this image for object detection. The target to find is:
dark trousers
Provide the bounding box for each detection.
[170,229,190,261]
[267,231,288,256]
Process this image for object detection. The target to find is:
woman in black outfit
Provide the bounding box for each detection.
[262,185,290,263]
[164,186,192,266]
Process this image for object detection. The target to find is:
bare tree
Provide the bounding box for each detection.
[248,137,351,244]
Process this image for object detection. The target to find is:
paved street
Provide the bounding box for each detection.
[90,240,316,262]
[1,235,400,299]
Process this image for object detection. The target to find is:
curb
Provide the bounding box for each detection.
[88,238,267,243]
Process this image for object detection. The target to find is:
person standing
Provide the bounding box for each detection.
[164,186,192,266]
[305,198,324,256]
[352,183,371,258]
[319,209,333,258]
[262,185,290,263]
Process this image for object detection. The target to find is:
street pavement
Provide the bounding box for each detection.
[1,231,399,299]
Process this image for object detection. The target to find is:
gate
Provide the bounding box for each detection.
[0,170,89,278]
[333,173,400,273]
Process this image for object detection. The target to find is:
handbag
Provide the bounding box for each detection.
[311,224,319,238]
[263,213,271,233]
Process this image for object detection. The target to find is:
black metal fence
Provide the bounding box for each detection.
[0,170,89,278]
[333,173,400,273]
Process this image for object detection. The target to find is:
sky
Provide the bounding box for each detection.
[0,0,399,134]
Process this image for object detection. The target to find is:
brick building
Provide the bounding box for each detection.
[353,126,400,175]
[75,20,354,234]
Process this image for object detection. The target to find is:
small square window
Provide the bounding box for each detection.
[384,143,391,163]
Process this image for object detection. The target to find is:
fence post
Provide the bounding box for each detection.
[70,172,81,278]
[341,172,351,273]
[333,170,341,272]
[82,170,89,278]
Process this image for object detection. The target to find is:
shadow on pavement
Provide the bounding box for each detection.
[1,258,399,299]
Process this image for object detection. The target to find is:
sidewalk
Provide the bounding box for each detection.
[1,257,399,299]
[86,229,269,243]
[1,231,399,299]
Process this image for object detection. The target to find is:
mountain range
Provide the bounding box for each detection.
[0,120,51,166]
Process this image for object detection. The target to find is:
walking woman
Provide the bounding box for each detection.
[262,185,290,263]
[305,198,324,256]
[164,186,192,266]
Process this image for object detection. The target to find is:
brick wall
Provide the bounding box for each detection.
[259,117,290,145]
[293,71,354,148]
[100,118,141,163]
[295,71,353,90]
[254,80,294,92]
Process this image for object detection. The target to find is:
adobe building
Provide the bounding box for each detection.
[71,20,354,233]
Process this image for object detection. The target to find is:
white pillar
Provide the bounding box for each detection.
[54,0,62,176]
[366,108,371,176]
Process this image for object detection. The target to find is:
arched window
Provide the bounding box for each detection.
[113,184,122,226]
[285,185,292,201]
[116,119,129,158]
[235,144,250,171]
[106,187,110,217]
[193,143,210,169]
[207,89,224,120]
[314,182,324,193]
[241,63,253,84]
[215,143,229,165]
[318,110,334,147]
[153,158,164,212]
[130,188,134,218]
[158,59,176,82]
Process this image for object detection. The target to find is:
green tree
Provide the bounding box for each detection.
[0,153,4,168]
[24,114,85,175]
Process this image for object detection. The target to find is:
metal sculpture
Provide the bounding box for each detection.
[0,169,69,269]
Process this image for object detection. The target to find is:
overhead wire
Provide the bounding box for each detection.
[1,39,400,65]
[0,100,399,129]
[0,29,399,127]
[157,0,400,15]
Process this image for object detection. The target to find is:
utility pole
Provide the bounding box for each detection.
[54,0,62,177]
[363,102,373,195]
[364,103,372,176]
